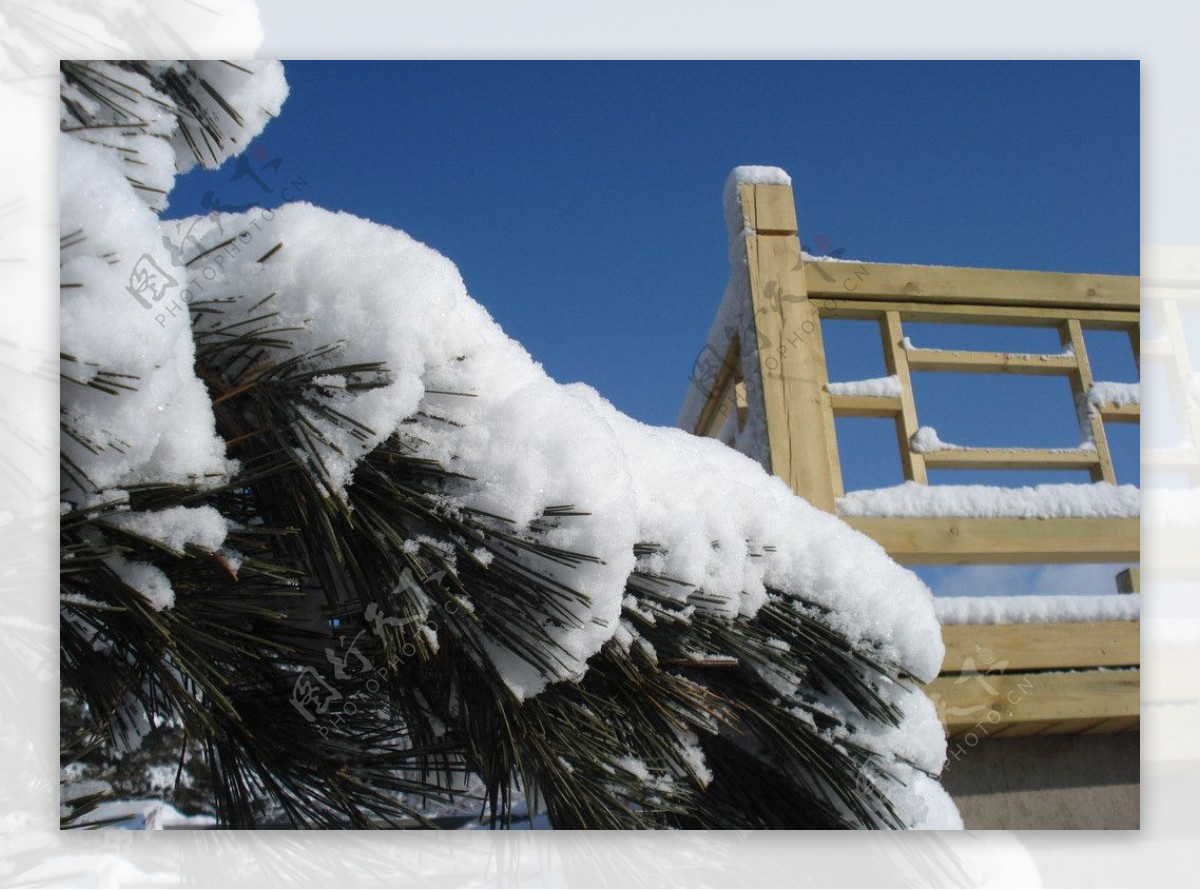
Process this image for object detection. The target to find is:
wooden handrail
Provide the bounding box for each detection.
[687,174,1145,739]
[804,261,1138,311]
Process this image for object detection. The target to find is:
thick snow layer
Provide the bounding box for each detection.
[903,774,965,830]
[103,505,229,555]
[60,135,234,496]
[838,481,1140,519]
[826,375,902,398]
[103,554,175,611]
[166,61,288,175]
[935,593,1139,625]
[59,62,285,212]
[1087,381,1140,408]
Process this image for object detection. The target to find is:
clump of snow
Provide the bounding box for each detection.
[103,554,174,611]
[59,62,286,212]
[1087,381,1140,408]
[898,773,965,830]
[722,165,792,239]
[838,481,1140,519]
[826,375,902,398]
[935,593,1139,625]
[909,426,959,453]
[60,135,234,496]
[102,505,229,555]
[167,61,288,176]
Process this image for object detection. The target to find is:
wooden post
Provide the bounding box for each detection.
[1060,318,1117,484]
[880,311,928,484]
[734,181,840,511]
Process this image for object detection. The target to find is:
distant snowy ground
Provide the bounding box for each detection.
[67,799,216,830]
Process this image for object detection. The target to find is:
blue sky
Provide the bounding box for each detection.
[166,61,1140,594]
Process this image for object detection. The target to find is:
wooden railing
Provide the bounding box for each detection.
[686,176,1140,737]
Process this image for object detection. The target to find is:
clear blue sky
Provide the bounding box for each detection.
[166,61,1140,592]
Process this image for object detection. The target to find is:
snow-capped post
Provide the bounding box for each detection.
[724,167,841,511]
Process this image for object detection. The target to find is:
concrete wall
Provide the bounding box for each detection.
[939,732,1139,829]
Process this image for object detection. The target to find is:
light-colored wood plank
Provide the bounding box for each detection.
[693,336,742,439]
[921,447,1102,471]
[739,183,841,509]
[828,393,903,418]
[805,262,1139,311]
[1098,403,1141,422]
[940,621,1140,674]
[842,516,1140,564]
[926,668,1140,737]
[818,298,1139,330]
[973,714,1140,738]
[881,311,927,484]
[1084,715,1142,734]
[905,348,1078,375]
[737,180,798,234]
[1061,318,1116,483]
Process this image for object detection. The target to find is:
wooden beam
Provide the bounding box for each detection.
[1098,403,1141,423]
[881,311,927,484]
[739,182,841,510]
[805,262,1139,311]
[926,668,1139,738]
[828,393,902,418]
[1061,318,1117,483]
[842,516,1140,564]
[921,447,1102,471]
[693,336,742,439]
[905,348,1077,376]
[940,621,1140,674]
[818,298,1139,330]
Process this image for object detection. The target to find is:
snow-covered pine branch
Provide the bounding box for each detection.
[59,61,959,830]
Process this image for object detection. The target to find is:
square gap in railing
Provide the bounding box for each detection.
[833,415,906,494]
[911,373,1086,450]
[901,321,1065,355]
[914,562,1138,599]
[1084,327,1140,384]
[822,317,889,384]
